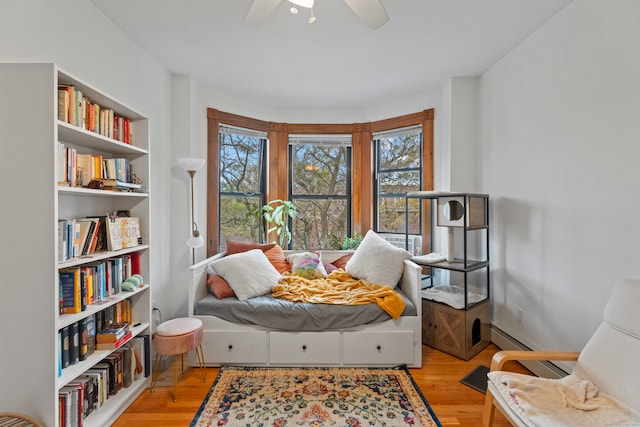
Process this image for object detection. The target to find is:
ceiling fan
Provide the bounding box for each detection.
[245,0,389,30]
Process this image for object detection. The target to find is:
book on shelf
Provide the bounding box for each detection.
[60,326,70,369]
[96,331,132,351]
[106,216,141,251]
[127,336,146,381]
[76,218,96,256]
[79,315,96,361]
[118,346,134,388]
[68,376,95,422]
[86,216,107,253]
[60,268,81,314]
[93,361,118,397]
[75,373,100,413]
[85,366,109,408]
[96,322,129,343]
[104,352,124,393]
[69,321,80,366]
[58,387,78,427]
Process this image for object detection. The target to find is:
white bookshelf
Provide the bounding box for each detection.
[0,63,152,426]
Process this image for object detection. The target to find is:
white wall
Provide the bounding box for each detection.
[479,0,640,355]
[0,0,173,321]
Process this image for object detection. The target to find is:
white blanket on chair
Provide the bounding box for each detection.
[488,371,640,426]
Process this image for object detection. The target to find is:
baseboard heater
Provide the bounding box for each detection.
[490,325,569,379]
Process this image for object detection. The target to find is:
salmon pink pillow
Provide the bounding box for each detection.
[264,245,291,274]
[206,274,235,299]
[225,240,275,256]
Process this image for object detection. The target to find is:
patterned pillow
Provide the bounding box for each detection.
[287,251,328,279]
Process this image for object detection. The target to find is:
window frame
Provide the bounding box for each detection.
[217,125,268,251]
[288,136,353,249]
[373,126,423,235]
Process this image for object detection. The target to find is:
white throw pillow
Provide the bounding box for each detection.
[345,230,412,287]
[208,249,282,301]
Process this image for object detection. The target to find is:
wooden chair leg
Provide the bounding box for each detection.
[482,390,496,427]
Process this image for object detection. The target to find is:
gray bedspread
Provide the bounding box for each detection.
[195,289,417,331]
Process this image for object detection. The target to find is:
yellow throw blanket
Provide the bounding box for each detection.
[272,270,405,320]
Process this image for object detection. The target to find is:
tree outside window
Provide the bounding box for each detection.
[218,126,266,251]
[289,138,351,250]
[374,127,422,235]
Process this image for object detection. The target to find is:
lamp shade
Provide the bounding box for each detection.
[187,233,205,248]
[178,157,205,172]
[291,0,314,8]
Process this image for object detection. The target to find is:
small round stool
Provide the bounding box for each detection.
[150,317,206,401]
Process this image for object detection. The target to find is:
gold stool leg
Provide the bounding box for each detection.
[196,344,207,382]
[172,354,179,402]
[150,353,163,392]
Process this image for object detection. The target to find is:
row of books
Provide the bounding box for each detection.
[58,217,106,261]
[59,303,132,370]
[58,335,150,427]
[58,143,142,190]
[58,84,133,144]
[59,257,138,315]
[58,216,142,262]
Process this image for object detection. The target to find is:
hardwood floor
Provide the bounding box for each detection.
[113,343,529,426]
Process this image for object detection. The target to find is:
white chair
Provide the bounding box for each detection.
[483,278,640,427]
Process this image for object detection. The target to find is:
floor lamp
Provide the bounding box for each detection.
[178,158,205,264]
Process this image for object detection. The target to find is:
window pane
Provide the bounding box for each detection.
[377,196,420,234]
[292,199,348,250]
[219,195,263,250]
[377,134,421,170]
[220,133,263,193]
[291,144,348,195]
[378,170,421,195]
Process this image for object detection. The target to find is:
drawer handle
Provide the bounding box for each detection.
[302,345,307,352]
[376,345,382,352]
[228,344,233,351]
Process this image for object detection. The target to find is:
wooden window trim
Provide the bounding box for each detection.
[207,108,434,256]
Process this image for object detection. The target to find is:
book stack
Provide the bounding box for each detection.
[96,322,132,350]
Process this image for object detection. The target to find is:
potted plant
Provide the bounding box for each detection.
[259,199,298,248]
[330,231,363,250]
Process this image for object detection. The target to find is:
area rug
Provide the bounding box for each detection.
[460,365,490,394]
[191,366,441,426]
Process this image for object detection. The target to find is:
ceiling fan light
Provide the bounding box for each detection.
[291,0,314,9]
[290,5,298,14]
[308,15,316,24]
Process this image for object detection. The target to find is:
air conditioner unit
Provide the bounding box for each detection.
[382,234,421,255]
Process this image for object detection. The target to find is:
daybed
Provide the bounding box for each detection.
[188,239,423,368]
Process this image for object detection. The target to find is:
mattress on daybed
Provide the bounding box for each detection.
[195,289,417,331]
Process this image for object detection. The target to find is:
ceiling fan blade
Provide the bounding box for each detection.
[245,0,283,24]
[343,0,389,29]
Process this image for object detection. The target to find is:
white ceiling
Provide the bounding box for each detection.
[90,0,571,109]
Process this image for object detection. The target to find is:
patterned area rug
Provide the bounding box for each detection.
[191,366,441,426]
